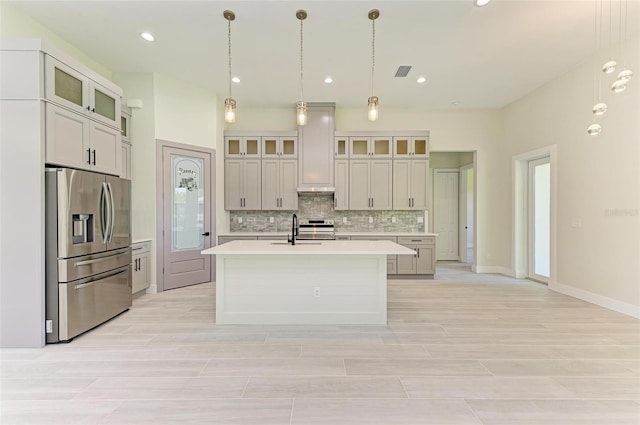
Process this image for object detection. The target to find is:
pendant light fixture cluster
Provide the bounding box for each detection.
[223,10,236,124]
[367,9,380,121]
[296,9,308,126]
[588,0,634,136]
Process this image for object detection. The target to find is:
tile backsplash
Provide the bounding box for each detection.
[230,194,426,233]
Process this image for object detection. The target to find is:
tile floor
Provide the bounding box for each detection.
[1,263,639,424]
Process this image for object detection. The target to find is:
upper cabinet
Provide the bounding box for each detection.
[262,136,297,159]
[334,136,348,159]
[393,136,429,158]
[120,105,132,180]
[45,56,120,129]
[349,136,392,159]
[224,136,261,158]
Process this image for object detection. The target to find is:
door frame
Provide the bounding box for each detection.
[459,164,474,264]
[527,156,551,283]
[512,145,557,283]
[433,168,460,261]
[155,139,216,292]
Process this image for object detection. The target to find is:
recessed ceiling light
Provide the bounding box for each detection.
[140,32,155,42]
[474,0,492,6]
[416,76,426,84]
[451,100,461,106]
[232,76,241,83]
[324,77,333,84]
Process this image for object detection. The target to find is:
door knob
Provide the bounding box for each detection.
[202,232,210,236]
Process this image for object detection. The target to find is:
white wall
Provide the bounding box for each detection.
[502,36,640,313]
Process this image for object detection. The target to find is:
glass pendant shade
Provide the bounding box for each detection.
[367,96,379,121]
[592,102,608,115]
[617,69,633,83]
[587,123,602,135]
[296,101,307,126]
[224,98,236,123]
[611,79,627,93]
[602,60,617,74]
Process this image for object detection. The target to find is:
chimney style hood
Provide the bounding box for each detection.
[297,103,336,192]
[297,186,335,195]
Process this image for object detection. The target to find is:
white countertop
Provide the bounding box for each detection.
[218,232,437,238]
[202,240,417,256]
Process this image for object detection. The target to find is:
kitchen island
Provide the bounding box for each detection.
[202,240,415,325]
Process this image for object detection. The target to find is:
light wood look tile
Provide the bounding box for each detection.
[2,264,639,424]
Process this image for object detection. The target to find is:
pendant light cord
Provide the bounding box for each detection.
[371,17,376,97]
[300,17,304,102]
[228,17,232,99]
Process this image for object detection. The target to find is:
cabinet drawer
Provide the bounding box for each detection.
[398,236,435,245]
[131,240,151,255]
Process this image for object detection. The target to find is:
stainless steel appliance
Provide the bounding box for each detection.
[45,168,132,343]
[297,219,336,240]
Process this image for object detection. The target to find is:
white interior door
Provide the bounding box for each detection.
[161,145,214,291]
[528,156,550,282]
[434,170,459,261]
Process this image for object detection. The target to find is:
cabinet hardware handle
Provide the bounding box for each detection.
[91,108,95,113]
[87,148,91,164]
[202,232,210,236]
[86,106,90,111]
[92,149,96,165]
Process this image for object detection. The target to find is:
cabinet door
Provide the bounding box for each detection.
[280,137,297,158]
[371,137,392,158]
[335,137,348,158]
[45,103,90,169]
[279,159,298,210]
[416,245,435,274]
[45,55,89,115]
[349,160,371,210]
[90,121,121,175]
[243,137,261,158]
[387,259,397,275]
[89,81,120,129]
[397,245,417,274]
[243,159,262,209]
[225,137,243,157]
[349,137,370,158]
[120,110,131,143]
[393,137,411,158]
[370,160,392,210]
[334,159,349,210]
[393,160,411,210]
[261,159,279,210]
[224,159,243,209]
[121,143,131,180]
[411,159,429,210]
[262,137,280,159]
[411,137,429,158]
[132,255,150,293]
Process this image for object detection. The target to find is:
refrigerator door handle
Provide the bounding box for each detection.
[100,182,109,243]
[106,182,115,242]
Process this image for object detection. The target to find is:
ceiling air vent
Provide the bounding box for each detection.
[394,65,412,77]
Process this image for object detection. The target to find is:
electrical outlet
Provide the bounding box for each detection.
[571,217,582,228]
[238,217,243,224]
[391,216,396,223]
[369,217,373,223]
[45,320,53,333]
[313,287,320,298]
[342,217,347,224]
[269,217,274,223]
[417,217,423,223]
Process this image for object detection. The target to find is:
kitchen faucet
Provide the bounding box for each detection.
[288,213,298,245]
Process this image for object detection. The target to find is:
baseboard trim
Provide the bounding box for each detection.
[146,284,158,294]
[550,280,640,319]
[474,266,514,276]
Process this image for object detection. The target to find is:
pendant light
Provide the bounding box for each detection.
[296,10,308,126]
[367,9,380,121]
[602,0,617,74]
[223,10,236,123]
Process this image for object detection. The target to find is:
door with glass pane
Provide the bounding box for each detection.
[528,156,550,282]
[162,146,214,291]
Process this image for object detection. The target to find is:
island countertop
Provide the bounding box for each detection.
[202,239,416,256]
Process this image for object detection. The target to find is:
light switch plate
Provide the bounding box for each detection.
[238,217,243,224]
[369,217,373,223]
[343,217,347,224]
[391,216,396,223]
[269,217,274,223]
[417,217,424,223]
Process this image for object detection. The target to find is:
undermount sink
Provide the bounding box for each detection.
[270,242,322,245]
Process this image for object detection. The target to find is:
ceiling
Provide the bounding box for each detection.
[6,0,639,109]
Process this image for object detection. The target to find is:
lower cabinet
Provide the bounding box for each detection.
[131,240,151,294]
[350,235,397,275]
[397,236,436,275]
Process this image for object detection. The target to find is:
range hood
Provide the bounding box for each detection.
[297,186,335,195]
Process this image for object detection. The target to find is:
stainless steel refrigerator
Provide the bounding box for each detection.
[45,168,132,343]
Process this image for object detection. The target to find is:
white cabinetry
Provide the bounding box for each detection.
[349,136,392,158]
[393,136,429,158]
[262,136,297,159]
[393,159,429,210]
[131,240,151,294]
[350,235,398,275]
[262,159,298,210]
[120,106,132,180]
[224,159,261,210]
[224,136,261,158]
[334,159,349,210]
[397,236,436,275]
[298,103,335,189]
[349,160,392,210]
